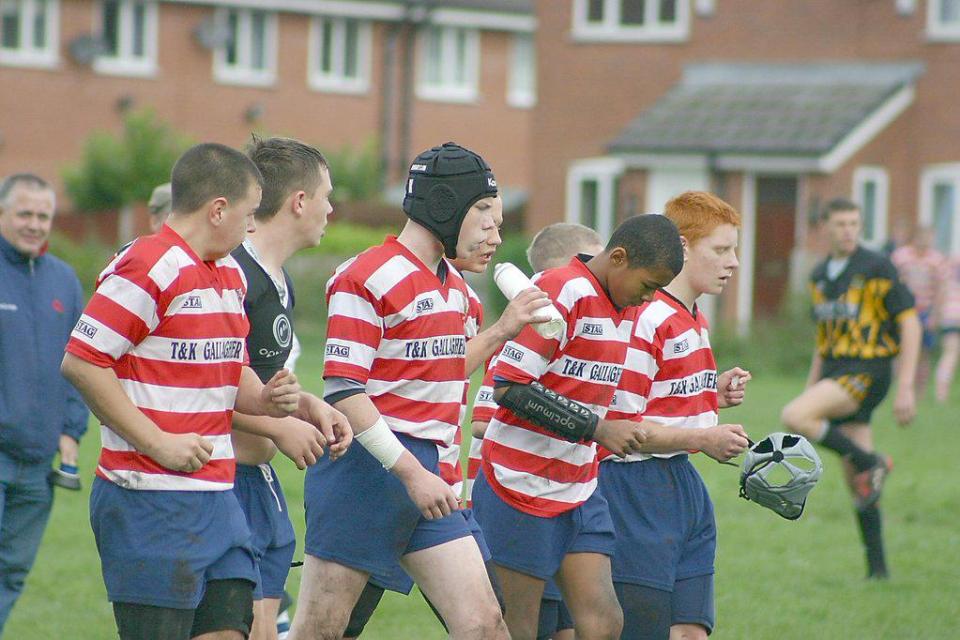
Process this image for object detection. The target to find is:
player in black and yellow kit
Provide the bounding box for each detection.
[781,198,920,579]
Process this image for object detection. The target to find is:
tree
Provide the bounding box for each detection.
[63,110,191,242]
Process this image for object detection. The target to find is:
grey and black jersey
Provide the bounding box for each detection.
[231,244,296,384]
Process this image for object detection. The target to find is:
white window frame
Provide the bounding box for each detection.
[307,15,371,94]
[416,25,479,104]
[919,163,960,254]
[507,32,536,108]
[927,0,960,40]
[0,0,59,68]
[212,6,277,87]
[571,0,690,43]
[852,166,889,249]
[93,0,157,77]
[565,157,625,241]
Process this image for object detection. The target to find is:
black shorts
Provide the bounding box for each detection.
[820,358,892,428]
[112,579,254,640]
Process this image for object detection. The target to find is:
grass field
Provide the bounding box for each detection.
[6,346,960,639]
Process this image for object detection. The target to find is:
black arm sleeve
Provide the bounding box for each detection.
[496,380,598,443]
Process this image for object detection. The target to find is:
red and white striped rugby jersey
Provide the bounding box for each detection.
[323,236,471,447]
[437,282,484,497]
[602,289,719,463]
[65,225,249,491]
[482,257,633,517]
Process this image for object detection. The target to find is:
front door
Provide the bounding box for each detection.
[753,176,797,316]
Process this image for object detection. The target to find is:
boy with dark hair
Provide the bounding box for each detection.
[473,214,684,640]
[62,143,306,640]
[781,197,920,579]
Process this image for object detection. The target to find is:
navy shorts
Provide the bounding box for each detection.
[233,464,297,600]
[90,477,257,609]
[471,469,615,581]
[538,597,574,639]
[599,456,716,591]
[304,432,473,587]
[368,507,493,594]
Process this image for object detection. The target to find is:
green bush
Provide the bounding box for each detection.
[712,293,814,376]
[321,138,383,203]
[46,232,115,298]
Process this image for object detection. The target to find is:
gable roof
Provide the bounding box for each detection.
[608,62,924,172]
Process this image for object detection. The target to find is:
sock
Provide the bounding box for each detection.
[819,427,876,472]
[857,504,887,577]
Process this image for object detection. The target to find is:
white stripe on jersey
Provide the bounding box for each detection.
[147,245,195,291]
[624,346,658,378]
[130,335,248,364]
[661,327,710,361]
[327,291,381,326]
[485,419,596,467]
[323,339,378,371]
[72,313,135,360]
[383,289,469,328]
[633,299,676,343]
[98,466,232,491]
[489,462,598,505]
[96,275,160,329]
[366,377,464,404]
[607,410,718,462]
[377,335,468,362]
[167,287,245,317]
[119,379,239,414]
[648,368,718,400]
[100,426,234,459]
[382,415,460,446]
[495,341,550,381]
[610,387,647,415]
[366,255,419,299]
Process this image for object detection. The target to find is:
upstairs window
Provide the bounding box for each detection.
[573,0,689,42]
[213,7,276,87]
[309,16,371,94]
[852,167,889,248]
[417,25,479,103]
[94,0,157,76]
[928,0,960,39]
[0,0,57,68]
[507,32,536,108]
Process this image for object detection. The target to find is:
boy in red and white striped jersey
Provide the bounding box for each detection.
[472,214,684,640]
[291,143,511,640]
[600,192,751,640]
[62,144,305,640]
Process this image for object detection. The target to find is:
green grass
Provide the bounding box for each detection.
[8,348,960,638]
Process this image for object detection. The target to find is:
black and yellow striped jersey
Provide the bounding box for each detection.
[809,246,915,360]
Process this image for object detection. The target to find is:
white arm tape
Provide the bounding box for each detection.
[355,417,406,470]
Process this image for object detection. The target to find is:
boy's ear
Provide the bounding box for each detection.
[608,246,627,266]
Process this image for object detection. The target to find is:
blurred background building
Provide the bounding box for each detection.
[3,0,960,328]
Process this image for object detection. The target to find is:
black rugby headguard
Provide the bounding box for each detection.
[402,142,498,259]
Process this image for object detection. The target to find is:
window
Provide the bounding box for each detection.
[507,33,535,108]
[416,25,478,103]
[213,7,276,87]
[0,0,58,68]
[572,0,689,42]
[852,167,889,248]
[93,0,156,76]
[928,0,960,39]
[566,158,625,240]
[308,16,370,94]
[920,165,960,254]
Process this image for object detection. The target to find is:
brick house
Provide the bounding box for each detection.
[0,0,535,232]
[531,0,960,328]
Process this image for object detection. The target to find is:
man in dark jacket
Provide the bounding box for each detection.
[0,173,88,633]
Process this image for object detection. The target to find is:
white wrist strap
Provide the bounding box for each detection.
[355,417,405,470]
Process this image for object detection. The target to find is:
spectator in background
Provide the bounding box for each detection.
[147,182,172,233]
[935,254,960,403]
[891,226,944,396]
[0,173,89,634]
